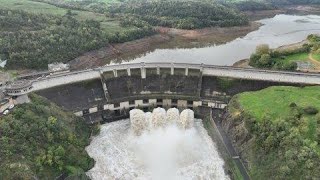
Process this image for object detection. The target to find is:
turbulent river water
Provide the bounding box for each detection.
[86,108,229,180]
[126,14,320,65]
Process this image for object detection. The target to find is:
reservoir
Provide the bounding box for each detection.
[125,14,320,65]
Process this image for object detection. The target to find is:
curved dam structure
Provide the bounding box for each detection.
[6,62,320,123]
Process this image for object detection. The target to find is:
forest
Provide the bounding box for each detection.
[234,86,320,179]
[0,94,97,179]
[0,9,153,69]
[109,1,249,29]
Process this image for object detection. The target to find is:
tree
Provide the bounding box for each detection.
[249,53,261,66]
[258,54,272,67]
[256,44,270,55]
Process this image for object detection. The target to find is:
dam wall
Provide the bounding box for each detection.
[6,62,318,123]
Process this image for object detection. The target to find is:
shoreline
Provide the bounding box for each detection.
[232,40,309,68]
[68,22,262,70]
[17,6,320,74]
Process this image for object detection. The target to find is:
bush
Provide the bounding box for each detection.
[303,106,319,115]
[289,102,297,108]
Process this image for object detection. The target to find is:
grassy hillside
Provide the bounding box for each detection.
[0,0,129,33]
[0,94,95,179]
[238,86,320,120]
[229,86,320,179]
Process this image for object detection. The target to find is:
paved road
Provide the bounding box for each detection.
[210,112,250,180]
[28,62,320,92]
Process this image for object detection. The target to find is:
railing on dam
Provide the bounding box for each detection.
[19,62,320,92]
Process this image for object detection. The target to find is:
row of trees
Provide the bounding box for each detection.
[0,9,154,69]
[109,1,249,29]
[0,94,94,179]
[31,0,109,13]
[250,34,320,71]
[229,1,276,11]
[249,44,302,70]
[266,0,320,5]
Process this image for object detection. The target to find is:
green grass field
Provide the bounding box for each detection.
[275,52,310,63]
[237,85,320,146]
[237,86,320,121]
[312,53,320,61]
[0,0,131,33]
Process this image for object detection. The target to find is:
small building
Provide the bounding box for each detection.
[48,62,70,75]
[5,80,33,96]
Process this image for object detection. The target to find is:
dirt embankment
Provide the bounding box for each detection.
[156,22,261,43]
[285,5,320,15]
[68,34,170,70]
[244,9,287,21]
[221,98,254,169]
[69,22,261,70]
[233,59,251,68]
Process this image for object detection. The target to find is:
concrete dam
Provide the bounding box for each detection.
[6,62,320,123]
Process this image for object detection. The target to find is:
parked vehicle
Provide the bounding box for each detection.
[8,104,14,109]
[3,110,9,115]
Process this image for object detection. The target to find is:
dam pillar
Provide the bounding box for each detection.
[185,68,189,76]
[193,101,202,108]
[171,63,174,75]
[99,70,111,101]
[135,100,144,107]
[113,69,118,77]
[104,104,115,110]
[127,68,131,76]
[178,100,187,108]
[157,66,160,75]
[163,99,172,108]
[141,62,146,79]
[197,64,204,98]
[149,99,157,106]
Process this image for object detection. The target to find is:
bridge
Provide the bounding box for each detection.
[11,62,320,94]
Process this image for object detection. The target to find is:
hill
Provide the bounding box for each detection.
[225,86,320,179]
[0,94,95,179]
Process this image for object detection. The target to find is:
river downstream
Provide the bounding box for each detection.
[122,14,320,66]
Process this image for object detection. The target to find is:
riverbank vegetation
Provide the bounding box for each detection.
[228,1,276,11]
[109,1,249,29]
[266,0,320,5]
[249,34,320,71]
[0,0,252,70]
[0,7,153,69]
[0,94,94,179]
[228,86,320,179]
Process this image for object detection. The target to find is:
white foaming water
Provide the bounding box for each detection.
[86,108,229,180]
[178,109,194,129]
[166,108,180,124]
[130,109,147,136]
[151,107,167,128]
